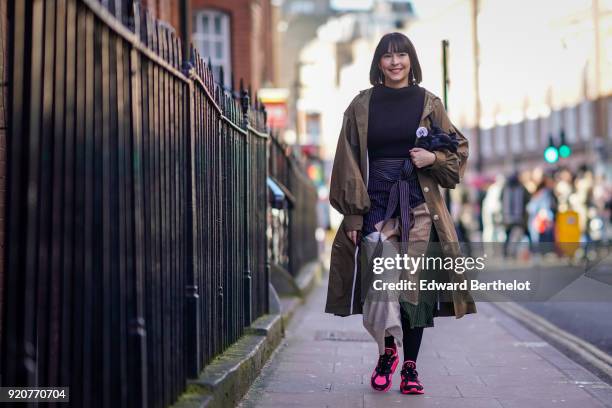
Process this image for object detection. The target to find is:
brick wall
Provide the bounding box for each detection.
[262,0,275,86]
[191,0,275,91]
[251,0,276,90]
[140,0,275,91]
[191,0,250,89]
[141,0,181,33]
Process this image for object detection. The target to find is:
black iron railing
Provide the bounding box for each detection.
[268,134,319,277]
[0,1,293,407]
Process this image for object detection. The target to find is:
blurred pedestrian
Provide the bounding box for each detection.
[501,171,531,257]
[326,32,476,397]
[569,166,594,242]
[592,172,611,242]
[450,185,474,255]
[555,167,574,211]
[482,175,505,243]
[526,172,557,252]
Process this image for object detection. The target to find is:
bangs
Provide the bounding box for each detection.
[383,35,411,54]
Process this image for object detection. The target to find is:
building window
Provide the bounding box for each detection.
[563,107,577,143]
[525,119,538,150]
[579,100,592,141]
[495,125,507,156]
[550,109,562,140]
[540,115,550,147]
[510,123,521,154]
[480,128,493,158]
[608,99,612,140]
[193,9,231,88]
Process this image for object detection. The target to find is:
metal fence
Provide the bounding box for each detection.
[268,134,319,277]
[0,0,7,368]
[1,1,278,407]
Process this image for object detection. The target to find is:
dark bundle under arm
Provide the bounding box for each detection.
[415,125,458,154]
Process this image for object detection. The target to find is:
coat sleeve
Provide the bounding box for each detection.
[423,97,469,189]
[329,103,371,231]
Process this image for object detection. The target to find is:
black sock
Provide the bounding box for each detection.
[384,335,395,349]
[401,314,424,362]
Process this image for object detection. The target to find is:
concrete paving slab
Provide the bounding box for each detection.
[238,273,612,408]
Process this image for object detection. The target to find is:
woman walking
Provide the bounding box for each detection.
[325,32,477,395]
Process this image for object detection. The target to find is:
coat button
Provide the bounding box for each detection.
[423,187,430,193]
[433,214,439,221]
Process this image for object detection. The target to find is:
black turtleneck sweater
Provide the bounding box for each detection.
[367,84,426,160]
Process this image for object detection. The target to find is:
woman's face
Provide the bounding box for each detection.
[378,50,411,88]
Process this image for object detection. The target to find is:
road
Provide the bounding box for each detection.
[518,271,612,355]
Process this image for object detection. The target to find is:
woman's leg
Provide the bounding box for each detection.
[384,336,395,349]
[401,312,424,362]
[399,312,425,394]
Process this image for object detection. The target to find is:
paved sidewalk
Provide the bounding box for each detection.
[239,274,612,408]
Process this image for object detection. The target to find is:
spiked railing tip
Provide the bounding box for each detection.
[241,82,250,129]
[189,44,195,64]
[219,66,225,89]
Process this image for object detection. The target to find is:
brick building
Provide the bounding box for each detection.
[142,0,277,92]
[141,0,182,29]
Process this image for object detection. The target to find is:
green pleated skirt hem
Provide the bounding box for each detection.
[399,291,437,329]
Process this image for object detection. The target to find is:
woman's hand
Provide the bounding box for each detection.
[409,148,436,168]
[347,230,359,245]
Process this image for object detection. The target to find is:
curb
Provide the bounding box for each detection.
[170,314,284,408]
[170,259,325,408]
[294,260,324,297]
[280,260,325,328]
[491,301,612,385]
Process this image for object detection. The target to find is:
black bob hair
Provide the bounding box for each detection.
[369,32,422,86]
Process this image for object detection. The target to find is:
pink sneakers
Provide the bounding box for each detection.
[370,344,399,392]
[399,360,424,394]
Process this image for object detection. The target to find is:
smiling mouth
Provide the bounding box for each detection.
[389,68,403,73]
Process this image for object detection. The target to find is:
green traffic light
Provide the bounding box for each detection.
[559,144,571,158]
[544,146,559,163]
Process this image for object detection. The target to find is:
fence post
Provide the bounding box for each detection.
[128,4,148,407]
[2,0,29,387]
[241,81,252,327]
[182,53,201,378]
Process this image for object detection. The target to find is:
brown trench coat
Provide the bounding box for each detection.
[325,86,478,318]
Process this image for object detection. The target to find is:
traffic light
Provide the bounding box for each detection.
[543,130,572,163]
[558,130,571,158]
[544,134,559,164]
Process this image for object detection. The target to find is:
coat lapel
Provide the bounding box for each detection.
[420,91,435,123]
